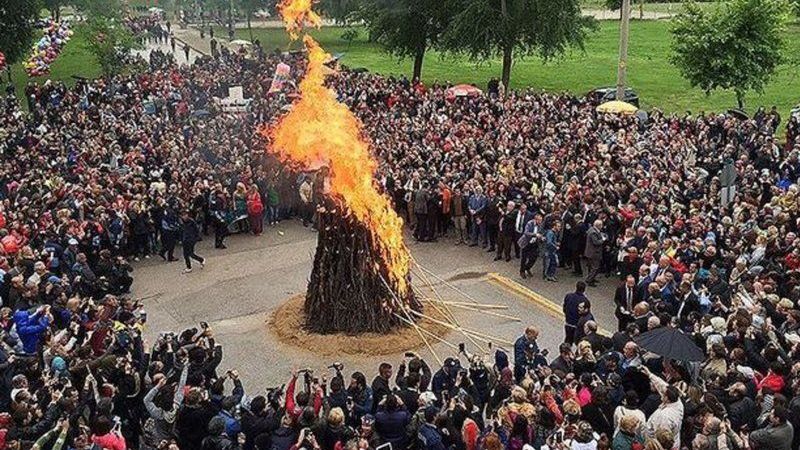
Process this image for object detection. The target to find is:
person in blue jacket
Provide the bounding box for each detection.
[13,306,52,354]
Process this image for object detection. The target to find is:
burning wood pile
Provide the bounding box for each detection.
[264,0,417,334]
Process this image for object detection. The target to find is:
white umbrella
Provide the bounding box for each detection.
[229,39,253,48]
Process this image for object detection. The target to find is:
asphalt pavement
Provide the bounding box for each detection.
[134,220,617,389]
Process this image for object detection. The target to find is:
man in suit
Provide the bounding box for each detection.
[636,264,653,302]
[614,275,640,331]
[495,201,516,261]
[518,214,543,278]
[512,203,533,258]
[413,183,430,241]
[583,219,606,286]
[468,186,488,247]
[563,281,589,344]
[674,280,700,325]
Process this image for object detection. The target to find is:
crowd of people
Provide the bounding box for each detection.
[1,12,800,450]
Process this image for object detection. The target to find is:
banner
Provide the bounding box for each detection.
[268,63,292,94]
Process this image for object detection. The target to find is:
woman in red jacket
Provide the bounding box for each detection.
[246,184,265,236]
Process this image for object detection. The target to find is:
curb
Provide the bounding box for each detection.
[487,273,565,318]
[486,273,611,337]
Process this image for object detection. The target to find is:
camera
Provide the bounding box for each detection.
[266,384,285,408]
[327,362,344,372]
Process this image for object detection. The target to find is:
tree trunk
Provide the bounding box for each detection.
[412,45,425,82]
[501,44,513,95]
[305,200,420,334]
[736,91,745,109]
[247,13,253,42]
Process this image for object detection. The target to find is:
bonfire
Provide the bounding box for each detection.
[263,0,419,334]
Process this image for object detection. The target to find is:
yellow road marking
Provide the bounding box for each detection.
[486,273,611,337]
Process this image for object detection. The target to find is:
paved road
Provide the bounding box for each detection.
[135,220,617,389]
[135,37,198,66]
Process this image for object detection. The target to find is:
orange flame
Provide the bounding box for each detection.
[278,0,323,39]
[267,0,411,298]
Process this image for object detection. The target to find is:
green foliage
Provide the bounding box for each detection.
[0,0,42,66]
[359,0,451,78]
[237,0,269,14]
[604,0,623,10]
[442,0,596,87]
[83,17,141,76]
[341,27,360,48]
[320,0,363,23]
[670,0,789,108]
[71,0,125,18]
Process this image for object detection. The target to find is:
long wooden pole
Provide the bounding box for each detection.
[616,0,632,101]
[379,275,442,365]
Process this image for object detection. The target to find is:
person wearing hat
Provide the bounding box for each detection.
[431,358,459,401]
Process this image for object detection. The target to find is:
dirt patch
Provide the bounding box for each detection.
[268,294,453,356]
[446,271,487,282]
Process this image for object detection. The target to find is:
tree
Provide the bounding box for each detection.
[359,0,450,80]
[71,0,124,18]
[84,17,141,76]
[0,0,41,67]
[442,0,595,91]
[670,0,789,108]
[237,0,269,41]
[44,0,63,22]
[319,0,363,23]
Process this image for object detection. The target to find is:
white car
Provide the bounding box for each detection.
[253,9,271,19]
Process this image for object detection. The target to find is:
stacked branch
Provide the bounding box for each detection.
[305,202,419,334]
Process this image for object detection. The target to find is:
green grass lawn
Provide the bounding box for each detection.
[6,14,800,123]
[580,0,718,14]
[7,24,101,101]
[236,20,800,119]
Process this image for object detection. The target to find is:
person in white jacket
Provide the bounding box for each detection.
[642,366,684,449]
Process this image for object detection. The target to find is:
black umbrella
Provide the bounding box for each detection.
[727,108,749,120]
[634,326,705,362]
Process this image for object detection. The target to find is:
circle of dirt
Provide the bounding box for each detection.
[268,294,453,356]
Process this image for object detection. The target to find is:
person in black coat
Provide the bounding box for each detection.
[614,275,641,331]
[176,391,218,450]
[241,396,279,450]
[160,203,180,262]
[180,210,205,273]
[495,201,517,262]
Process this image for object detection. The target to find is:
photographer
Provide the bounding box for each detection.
[514,327,540,382]
[287,369,323,425]
[396,352,432,393]
[370,363,392,413]
[375,393,410,449]
[346,372,372,427]
[241,395,280,450]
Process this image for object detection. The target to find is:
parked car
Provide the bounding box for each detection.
[586,87,640,107]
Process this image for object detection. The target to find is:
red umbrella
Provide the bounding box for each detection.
[446,84,482,99]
